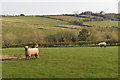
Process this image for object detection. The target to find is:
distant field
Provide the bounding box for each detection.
[2,16,118,37]
[47,15,86,22]
[84,21,118,27]
[2,16,70,36]
[2,47,118,78]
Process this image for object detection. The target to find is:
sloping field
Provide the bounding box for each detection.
[2,16,119,45]
[47,15,86,22]
[84,21,118,27]
[57,25,82,29]
[2,16,81,37]
[3,16,118,37]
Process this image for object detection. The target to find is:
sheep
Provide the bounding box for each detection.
[24,46,39,59]
[98,42,106,48]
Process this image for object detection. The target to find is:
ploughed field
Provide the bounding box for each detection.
[2,47,118,78]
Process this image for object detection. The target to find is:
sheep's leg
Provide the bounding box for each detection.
[26,55,28,59]
[35,54,37,58]
[35,54,39,58]
[26,55,30,59]
[26,55,29,59]
[27,56,29,59]
[37,55,39,58]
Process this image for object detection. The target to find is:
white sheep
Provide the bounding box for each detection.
[98,42,107,48]
[24,46,39,59]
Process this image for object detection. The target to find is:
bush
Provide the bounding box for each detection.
[78,29,91,41]
[71,20,83,26]
[45,31,76,42]
[3,33,16,47]
[20,14,25,16]
[16,31,44,44]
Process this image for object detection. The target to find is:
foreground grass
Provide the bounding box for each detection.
[2,47,118,78]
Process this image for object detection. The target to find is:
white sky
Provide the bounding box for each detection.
[0,0,119,15]
[0,0,119,2]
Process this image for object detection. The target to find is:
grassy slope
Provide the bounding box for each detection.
[84,21,118,27]
[2,16,118,39]
[2,47,118,78]
[2,16,70,36]
[47,15,86,22]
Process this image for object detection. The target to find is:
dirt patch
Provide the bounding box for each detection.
[0,55,25,61]
[57,25,81,29]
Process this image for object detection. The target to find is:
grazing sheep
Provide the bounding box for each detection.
[98,42,106,48]
[24,46,39,59]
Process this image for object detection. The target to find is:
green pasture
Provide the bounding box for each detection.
[2,16,118,37]
[2,47,118,78]
[47,15,86,22]
[2,16,69,36]
[84,21,118,27]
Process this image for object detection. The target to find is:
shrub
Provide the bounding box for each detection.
[3,33,16,47]
[72,20,83,26]
[45,31,76,42]
[78,29,91,41]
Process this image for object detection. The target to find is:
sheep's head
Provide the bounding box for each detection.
[24,46,29,51]
[24,46,29,49]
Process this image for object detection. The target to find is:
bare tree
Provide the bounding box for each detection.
[73,11,79,16]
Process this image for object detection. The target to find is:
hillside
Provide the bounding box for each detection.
[2,13,119,47]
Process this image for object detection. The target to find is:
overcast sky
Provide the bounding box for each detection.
[1,0,119,15]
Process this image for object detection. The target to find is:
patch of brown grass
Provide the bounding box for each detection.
[57,25,82,29]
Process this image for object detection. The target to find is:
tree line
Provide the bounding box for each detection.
[2,27,119,48]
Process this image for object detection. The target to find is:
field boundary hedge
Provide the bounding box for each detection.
[2,41,119,48]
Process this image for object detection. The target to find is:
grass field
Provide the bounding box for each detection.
[2,16,119,78]
[2,16,70,37]
[2,16,118,40]
[84,21,118,27]
[2,47,118,78]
